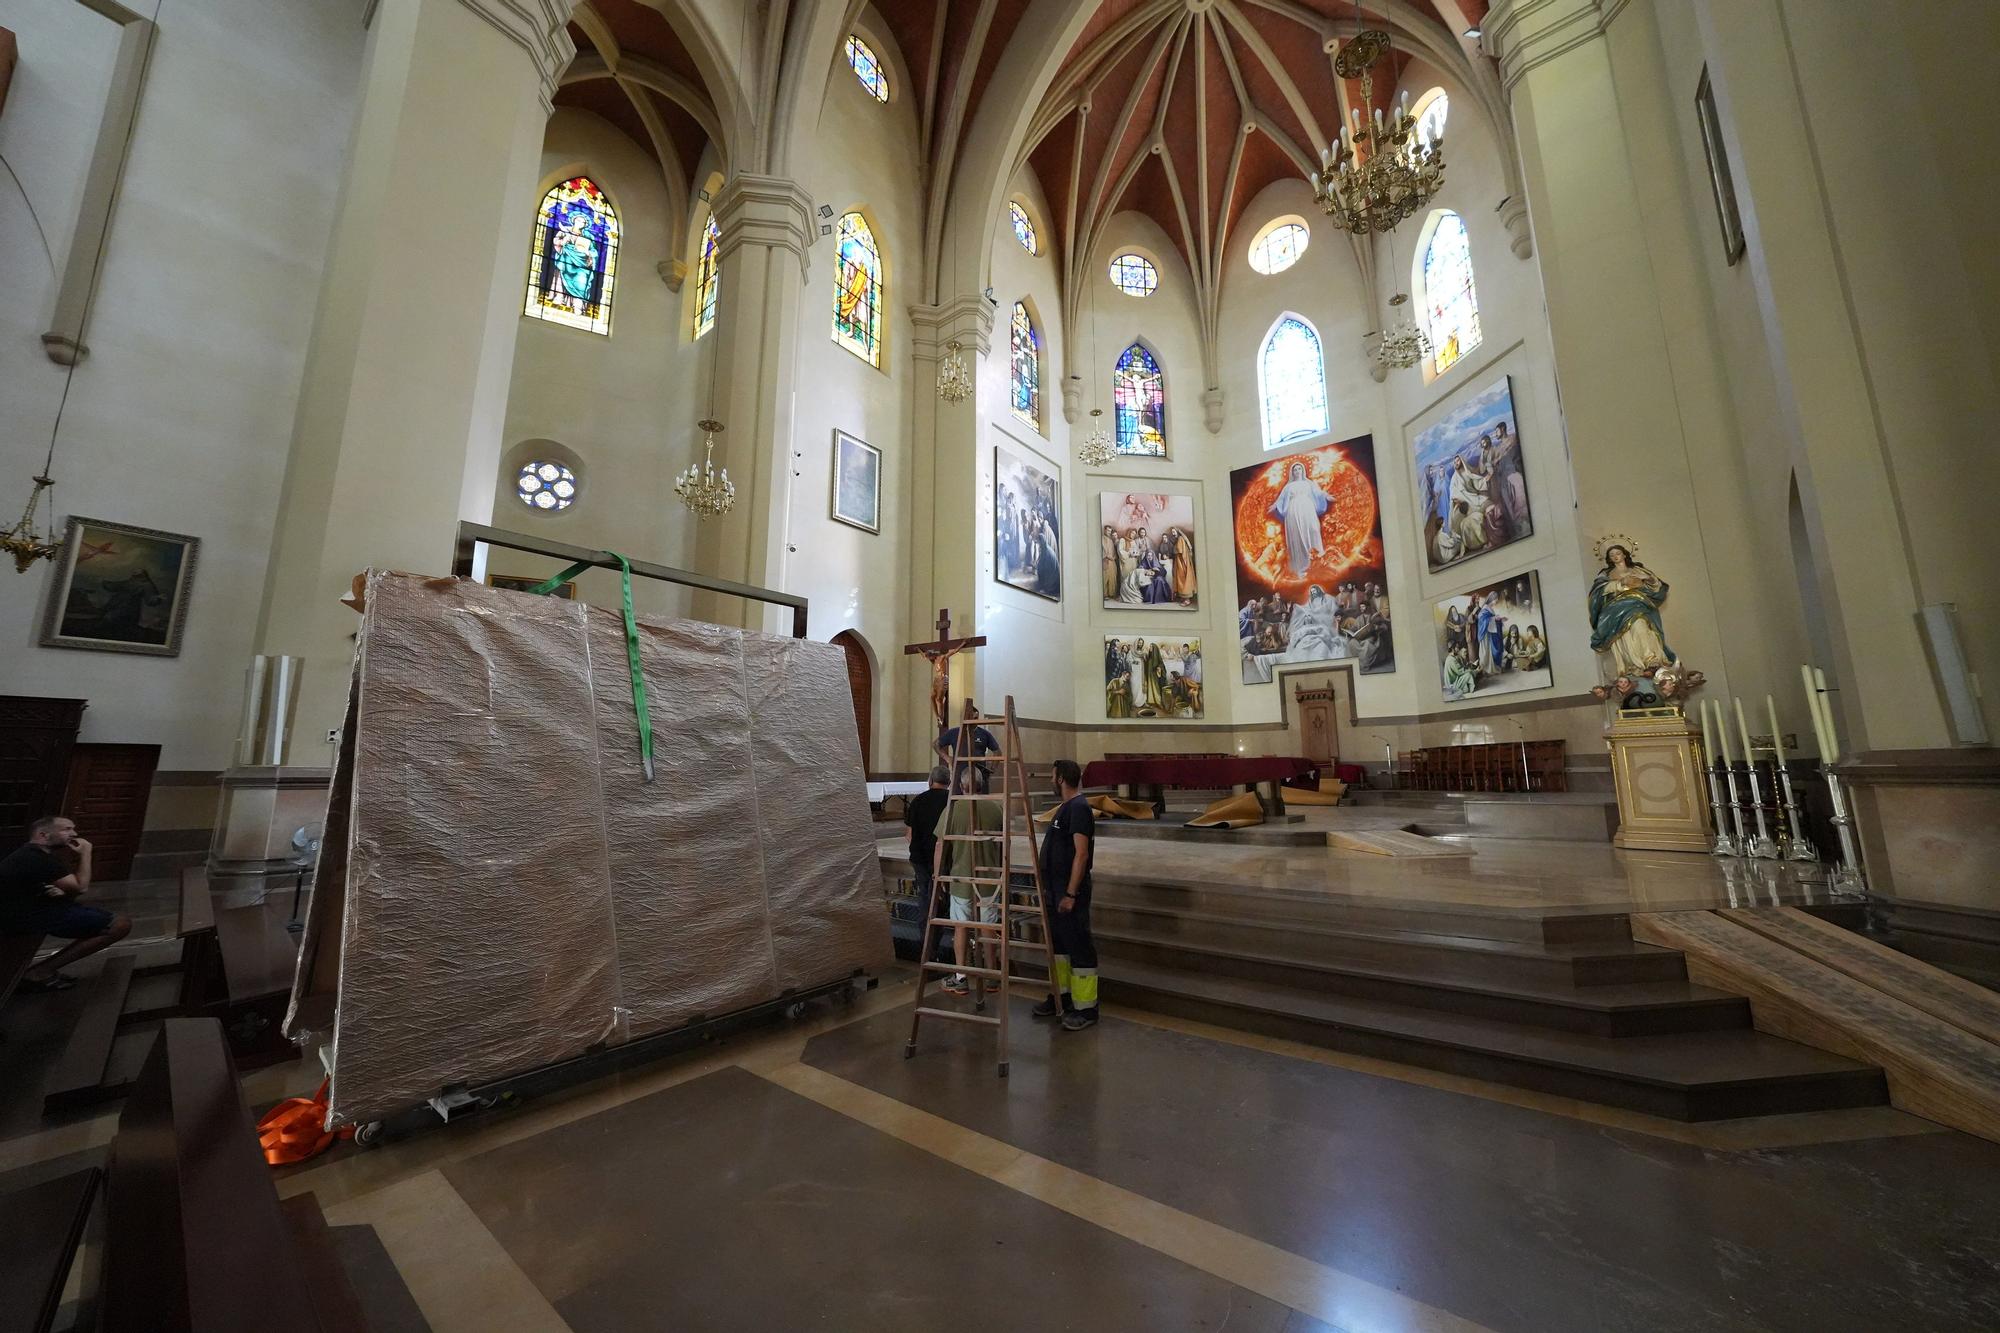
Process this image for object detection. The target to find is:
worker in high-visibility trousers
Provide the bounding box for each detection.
[1033,759,1099,1031]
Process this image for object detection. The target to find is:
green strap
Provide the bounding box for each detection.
[526,553,655,782]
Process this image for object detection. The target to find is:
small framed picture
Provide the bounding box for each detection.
[1695,67,1745,265]
[40,516,200,656]
[831,429,881,534]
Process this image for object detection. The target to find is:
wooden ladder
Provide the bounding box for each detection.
[905,695,1059,1077]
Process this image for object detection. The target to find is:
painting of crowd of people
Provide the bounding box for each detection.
[1411,375,1533,573]
[994,444,1061,601]
[1230,436,1394,684]
[1104,637,1203,719]
[1433,572,1553,701]
[1099,492,1198,609]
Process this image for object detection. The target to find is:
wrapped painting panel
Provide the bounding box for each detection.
[291,571,888,1125]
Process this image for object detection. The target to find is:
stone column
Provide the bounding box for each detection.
[690,174,815,633]
[254,0,575,748]
[908,295,995,766]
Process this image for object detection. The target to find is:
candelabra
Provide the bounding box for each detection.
[1820,767,1868,894]
[1740,758,1782,860]
[1076,408,1116,467]
[1768,749,1819,863]
[1720,759,1752,857]
[1309,30,1445,235]
[1703,754,1740,857]
[674,420,735,519]
[935,340,972,404]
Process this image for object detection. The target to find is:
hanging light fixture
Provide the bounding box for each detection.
[1310,22,1445,235]
[935,338,972,403]
[1077,408,1116,467]
[1372,293,1432,372]
[0,471,61,573]
[675,419,736,518]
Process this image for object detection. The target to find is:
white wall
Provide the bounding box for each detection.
[0,0,361,769]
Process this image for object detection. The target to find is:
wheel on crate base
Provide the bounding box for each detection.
[784,1000,808,1021]
[353,1120,386,1149]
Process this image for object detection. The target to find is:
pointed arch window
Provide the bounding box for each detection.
[1259,316,1329,449]
[1009,202,1038,255]
[693,215,720,339]
[1010,302,1041,429]
[1113,343,1166,457]
[1420,210,1481,375]
[832,212,883,366]
[845,35,889,101]
[525,176,620,335]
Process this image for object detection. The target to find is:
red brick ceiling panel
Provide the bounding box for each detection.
[1198,17,1237,217]
[1225,126,1303,243]
[871,0,939,112]
[1228,14,1316,156]
[1027,124,1077,232]
[964,2,1033,128]
[591,0,701,84]
[652,92,705,182]
[553,76,665,173]
[1124,149,1189,270]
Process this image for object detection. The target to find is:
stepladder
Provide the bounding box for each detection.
[905,695,1060,1076]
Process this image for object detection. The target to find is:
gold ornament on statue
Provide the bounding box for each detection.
[675,420,736,519]
[1310,28,1445,235]
[1,473,61,573]
[1077,408,1116,467]
[935,339,973,403]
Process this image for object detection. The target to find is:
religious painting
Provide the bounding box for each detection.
[1104,637,1203,719]
[40,516,199,656]
[1434,571,1553,702]
[1410,374,1533,574]
[1098,491,1197,610]
[994,443,1060,601]
[1695,67,1746,265]
[490,573,575,598]
[523,176,619,335]
[830,430,880,534]
[1231,435,1393,685]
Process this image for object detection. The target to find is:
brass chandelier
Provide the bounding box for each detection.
[0,472,61,573]
[935,339,973,403]
[1371,293,1432,372]
[1076,408,1116,467]
[1310,29,1445,235]
[675,419,736,519]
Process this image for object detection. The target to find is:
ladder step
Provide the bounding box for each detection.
[922,963,1006,980]
[929,918,1004,930]
[940,833,1008,842]
[937,875,1006,886]
[915,1006,1002,1027]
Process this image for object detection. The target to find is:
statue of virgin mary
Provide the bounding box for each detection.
[1588,543,1674,674]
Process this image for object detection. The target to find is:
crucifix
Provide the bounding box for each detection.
[904,608,986,747]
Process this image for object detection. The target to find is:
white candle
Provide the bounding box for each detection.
[1711,698,1734,765]
[1733,698,1755,769]
[1814,668,1840,762]
[1698,695,1715,761]
[1800,665,1829,759]
[1765,695,1784,763]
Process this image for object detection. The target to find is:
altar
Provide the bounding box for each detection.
[1083,754,1320,814]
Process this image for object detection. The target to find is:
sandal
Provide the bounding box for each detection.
[16,973,77,993]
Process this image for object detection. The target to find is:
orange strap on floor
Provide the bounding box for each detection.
[256,1078,352,1166]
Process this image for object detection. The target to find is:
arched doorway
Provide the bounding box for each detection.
[831,630,873,773]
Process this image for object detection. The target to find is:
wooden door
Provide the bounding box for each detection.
[0,695,87,847]
[831,631,872,773]
[1292,684,1338,767]
[61,743,159,882]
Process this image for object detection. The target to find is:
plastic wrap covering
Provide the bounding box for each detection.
[286,571,889,1126]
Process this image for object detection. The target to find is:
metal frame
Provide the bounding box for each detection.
[452,521,808,639]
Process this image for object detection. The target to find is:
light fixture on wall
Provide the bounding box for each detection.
[936,339,972,403]
[675,419,736,518]
[1309,21,1445,235]
[0,472,60,573]
[1371,293,1432,372]
[1077,408,1116,467]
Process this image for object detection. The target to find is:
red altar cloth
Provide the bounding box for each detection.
[1083,756,1319,789]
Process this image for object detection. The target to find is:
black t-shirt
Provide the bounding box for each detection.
[0,844,69,930]
[904,788,950,865]
[1041,795,1095,900]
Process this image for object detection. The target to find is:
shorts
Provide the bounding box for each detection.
[948,892,1000,925]
[9,900,114,940]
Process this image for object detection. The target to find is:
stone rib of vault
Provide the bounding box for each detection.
[284,571,888,1126]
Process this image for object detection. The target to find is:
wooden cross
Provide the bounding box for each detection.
[904,608,986,746]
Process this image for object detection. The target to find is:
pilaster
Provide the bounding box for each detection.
[450,0,576,112]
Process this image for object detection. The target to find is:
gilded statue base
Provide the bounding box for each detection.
[1606,706,1713,853]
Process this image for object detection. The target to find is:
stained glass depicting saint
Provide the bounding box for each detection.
[1010,302,1040,428]
[524,177,619,335]
[833,212,882,365]
[1113,343,1166,457]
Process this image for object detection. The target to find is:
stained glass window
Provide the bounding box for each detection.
[1010,302,1040,429]
[1108,252,1158,297]
[1249,221,1308,275]
[1421,210,1481,375]
[693,215,719,339]
[1259,316,1329,449]
[1413,88,1449,150]
[1010,202,1038,255]
[517,460,577,511]
[832,212,882,366]
[525,177,619,335]
[845,35,889,102]
[1113,343,1166,457]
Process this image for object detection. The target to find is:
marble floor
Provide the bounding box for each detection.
[10,964,1994,1332]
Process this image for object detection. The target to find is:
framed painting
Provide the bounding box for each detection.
[1410,374,1533,575]
[1230,435,1393,684]
[1695,67,1746,265]
[1434,570,1554,702]
[994,442,1060,601]
[1098,490,1197,610]
[831,429,881,534]
[1104,636,1203,719]
[490,573,576,598]
[40,516,199,656]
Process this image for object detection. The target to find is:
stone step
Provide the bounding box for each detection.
[42,954,136,1113]
[1104,958,1889,1121]
[1093,922,1745,1036]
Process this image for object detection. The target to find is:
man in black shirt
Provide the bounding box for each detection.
[1033,759,1099,1031]
[936,703,1000,792]
[903,766,951,960]
[1,815,131,991]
